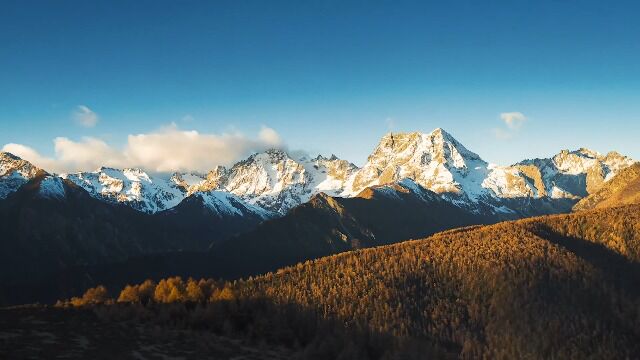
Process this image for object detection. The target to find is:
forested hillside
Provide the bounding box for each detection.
[32,204,640,359]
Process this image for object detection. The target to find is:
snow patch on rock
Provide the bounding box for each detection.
[39,176,66,199]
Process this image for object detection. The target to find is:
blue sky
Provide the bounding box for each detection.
[1,0,639,171]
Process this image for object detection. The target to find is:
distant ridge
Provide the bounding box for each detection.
[2,129,635,217]
[573,162,640,211]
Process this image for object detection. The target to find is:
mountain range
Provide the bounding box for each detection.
[1,128,635,217]
[0,128,637,305]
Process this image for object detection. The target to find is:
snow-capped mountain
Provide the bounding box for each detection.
[516,148,636,199]
[2,128,635,217]
[344,129,490,197]
[188,191,274,219]
[213,149,308,214]
[187,149,358,214]
[56,150,358,216]
[342,129,523,213]
[170,172,207,193]
[61,167,187,213]
[341,128,636,215]
[184,166,227,194]
[0,152,44,199]
[38,176,67,199]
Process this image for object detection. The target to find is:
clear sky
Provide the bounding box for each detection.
[1,0,639,172]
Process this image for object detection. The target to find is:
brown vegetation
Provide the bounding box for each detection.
[55,204,640,358]
[61,285,111,307]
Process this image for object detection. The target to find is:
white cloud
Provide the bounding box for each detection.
[54,137,127,170]
[257,126,281,146]
[493,112,527,139]
[2,124,284,173]
[2,143,61,171]
[73,105,99,127]
[500,112,527,129]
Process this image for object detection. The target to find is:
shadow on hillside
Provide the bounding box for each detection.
[531,224,640,298]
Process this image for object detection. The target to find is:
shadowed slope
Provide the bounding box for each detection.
[0,176,268,305]
[208,179,490,278]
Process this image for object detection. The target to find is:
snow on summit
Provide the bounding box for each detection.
[344,128,488,197]
[190,149,358,214]
[0,152,43,199]
[341,128,636,215]
[61,167,186,213]
[1,128,636,217]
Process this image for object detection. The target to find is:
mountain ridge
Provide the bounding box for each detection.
[573,162,640,211]
[1,128,636,218]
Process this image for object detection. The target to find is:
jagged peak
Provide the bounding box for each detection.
[556,148,613,160]
[0,151,41,170]
[371,128,482,165]
[310,191,332,200]
[311,153,345,163]
[572,147,601,158]
[206,165,228,176]
[603,150,635,163]
[0,151,22,161]
[429,127,454,139]
[263,148,289,157]
[0,151,43,178]
[200,166,228,187]
[122,167,150,175]
[308,191,344,211]
[95,166,116,172]
[90,166,128,174]
[380,131,420,142]
[381,128,454,140]
[241,148,292,165]
[520,147,635,168]
[84,166,153,182]
[379,128,462,147]
[170,171,206,179]
[605,150,624,158]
